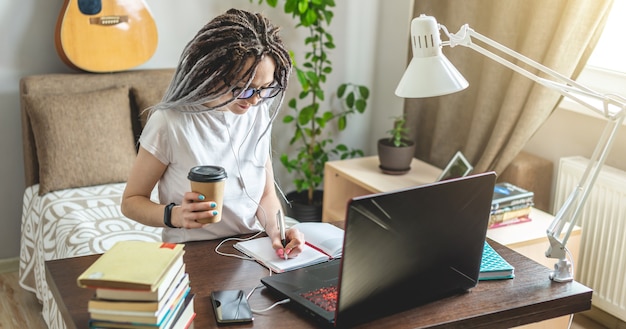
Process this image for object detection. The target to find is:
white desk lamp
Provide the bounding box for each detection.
[396,14,626,282]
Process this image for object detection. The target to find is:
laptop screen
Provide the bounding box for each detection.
[336,172,496,326]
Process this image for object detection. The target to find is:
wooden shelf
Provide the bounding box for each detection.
[322,156,442,222]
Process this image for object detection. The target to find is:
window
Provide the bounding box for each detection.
[561,0,626,120]
[586,0,626,75]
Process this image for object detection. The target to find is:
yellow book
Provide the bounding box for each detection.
[77,241,185,291]
[94,263,185,302]
[489,206,532,227]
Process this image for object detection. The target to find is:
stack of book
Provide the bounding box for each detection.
[489,182,535,228]
[77,241,195,329]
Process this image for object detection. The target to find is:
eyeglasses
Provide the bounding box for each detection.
[233,86,282,99]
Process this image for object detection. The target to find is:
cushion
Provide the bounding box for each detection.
[498,151,553,212]
[131,84,168,128]
[23,86,137,194]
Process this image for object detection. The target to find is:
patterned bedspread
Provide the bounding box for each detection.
[19,183,162,328]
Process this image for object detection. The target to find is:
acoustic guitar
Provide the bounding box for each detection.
[55,0,158,72]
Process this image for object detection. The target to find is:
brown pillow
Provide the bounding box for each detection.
[24,86,137,195]
[131,84,168,128]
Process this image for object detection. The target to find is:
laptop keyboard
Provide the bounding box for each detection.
[300,285,338,312]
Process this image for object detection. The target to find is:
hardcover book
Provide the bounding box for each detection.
[488,215,532,229]
[234,222,344,273]
[89,287,191,325]
[489,205,532,227]
[479,242,515,280]
[88,293,196,329]
[491,182,534,211]
[94,263,186,302]
[490,202,534,215]
[77,241,185,291]
[88,273,190,313]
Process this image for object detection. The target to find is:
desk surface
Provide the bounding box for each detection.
[46,235,592,329]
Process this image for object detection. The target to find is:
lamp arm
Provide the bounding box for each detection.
[546,115,623,257]
[438,22,626,282]
[440,24,625,119]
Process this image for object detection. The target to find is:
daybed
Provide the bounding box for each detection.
[19,69,174,328]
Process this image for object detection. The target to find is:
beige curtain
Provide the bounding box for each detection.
[405,0,613,174]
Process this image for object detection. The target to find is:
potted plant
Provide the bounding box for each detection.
[377,115,416,175]
[254,0,370,221]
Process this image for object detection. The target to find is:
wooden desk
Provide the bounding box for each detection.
[46,236,591,329]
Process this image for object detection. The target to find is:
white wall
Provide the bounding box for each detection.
[525,107,626,212]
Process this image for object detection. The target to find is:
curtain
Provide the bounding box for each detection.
[405,0,613,174]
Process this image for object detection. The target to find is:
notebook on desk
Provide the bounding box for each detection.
[261,171,496,327]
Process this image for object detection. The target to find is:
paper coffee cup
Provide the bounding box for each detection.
[188,166,227,224]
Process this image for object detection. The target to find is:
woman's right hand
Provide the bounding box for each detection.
[173,192,220,229]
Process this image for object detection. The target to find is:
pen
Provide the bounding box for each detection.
[277,209,288,260]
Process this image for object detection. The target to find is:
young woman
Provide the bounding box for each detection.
[122,8,304,259]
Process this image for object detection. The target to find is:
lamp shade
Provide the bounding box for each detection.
[395,15,468,98]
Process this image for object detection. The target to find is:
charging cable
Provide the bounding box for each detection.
[214,231,264,260]
[251,298,291,313]
[246,284,290,313]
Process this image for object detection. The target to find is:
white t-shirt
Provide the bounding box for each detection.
[139,103,272,242]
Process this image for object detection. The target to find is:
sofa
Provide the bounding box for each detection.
[19,69,174,328]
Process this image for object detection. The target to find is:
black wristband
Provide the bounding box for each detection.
[164,203,177,228]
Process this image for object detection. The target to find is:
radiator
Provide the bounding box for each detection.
[554,156,626,322]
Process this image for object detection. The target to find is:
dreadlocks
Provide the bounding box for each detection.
[154,8,292,113]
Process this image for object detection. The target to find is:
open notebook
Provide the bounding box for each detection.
[234,222,344,273]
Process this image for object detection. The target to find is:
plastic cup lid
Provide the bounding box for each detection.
[188,166,227,182]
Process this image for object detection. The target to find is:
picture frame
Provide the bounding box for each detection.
[437,151,473,181]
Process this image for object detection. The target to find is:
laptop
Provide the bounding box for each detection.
[261,171,496,327]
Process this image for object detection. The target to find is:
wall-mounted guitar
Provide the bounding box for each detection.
[55,0,158,73]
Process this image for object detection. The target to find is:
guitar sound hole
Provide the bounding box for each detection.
[78,0,102,15]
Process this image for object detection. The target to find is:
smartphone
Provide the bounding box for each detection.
[210,289,254,324]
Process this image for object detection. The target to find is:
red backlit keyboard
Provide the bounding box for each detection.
[300,286,338,312]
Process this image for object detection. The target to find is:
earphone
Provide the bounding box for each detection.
[221,110,272,231]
